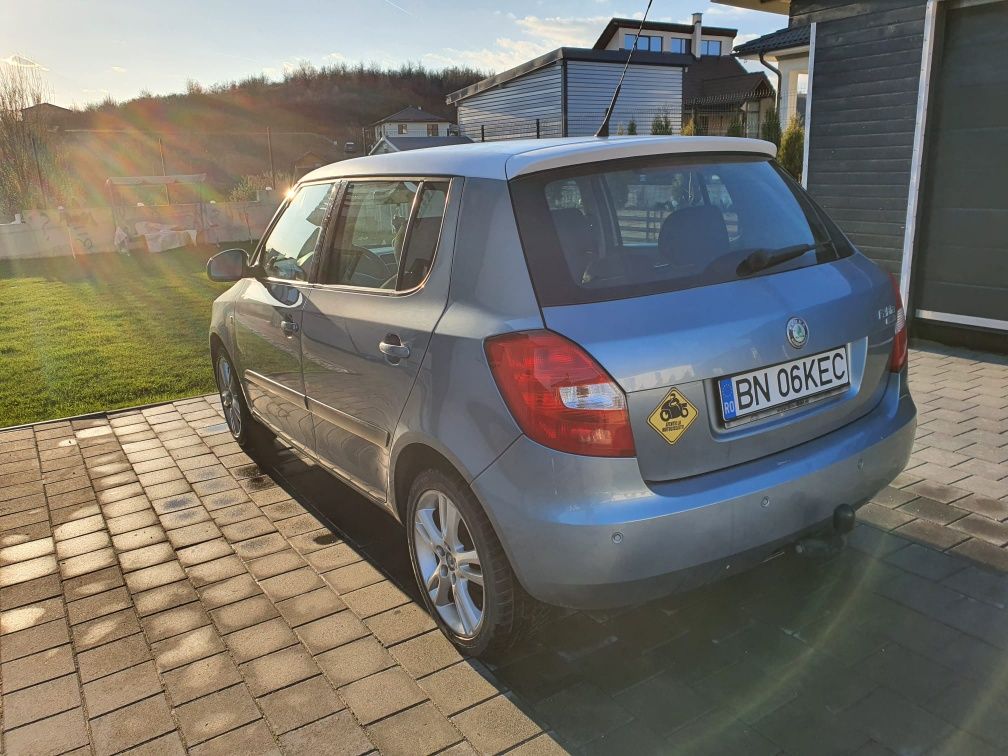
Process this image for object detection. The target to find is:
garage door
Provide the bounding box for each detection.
[913,0,1008,330]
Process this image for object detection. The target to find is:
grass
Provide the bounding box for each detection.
[0,245,250,427]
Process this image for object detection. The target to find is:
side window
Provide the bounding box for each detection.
[259,182,335,281]
[322,179,449,291]
[400,182,449,290]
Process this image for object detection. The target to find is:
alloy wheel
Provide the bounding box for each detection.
[217,356,243,439]
[413,489,485,638]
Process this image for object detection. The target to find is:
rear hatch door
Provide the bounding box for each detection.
[510,152,898,482]
[542,254,894,481]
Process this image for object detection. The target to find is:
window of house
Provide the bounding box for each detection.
[794,73,809,124]
[321,180,449,291]
[701,40,722,56]
[624,33,661,52]
[668,38,689,54]
[427,123,439,136]
[397,123,408,135]
[257,182,336,282]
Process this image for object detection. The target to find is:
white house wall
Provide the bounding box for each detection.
[777,54,810,126]
[456,63,564,140]
[600,28,734,55]
[375,121,451,139]
[565,62,683,135]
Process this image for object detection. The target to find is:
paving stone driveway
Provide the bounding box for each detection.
[1,344,1007,755]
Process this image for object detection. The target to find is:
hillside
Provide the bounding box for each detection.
[57,62,485,203]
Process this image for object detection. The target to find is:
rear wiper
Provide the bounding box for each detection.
[736,240,834,277]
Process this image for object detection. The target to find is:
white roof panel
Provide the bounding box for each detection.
[299,136,777,183]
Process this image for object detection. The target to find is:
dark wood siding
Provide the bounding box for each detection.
[792,0,924,25]
[793,0,926,273]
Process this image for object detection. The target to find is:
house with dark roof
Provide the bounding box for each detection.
[680,55,775,137]
[445,14,774,139]
[369,134,473,155]
[715,0,1008,346]
[20,102,74,128]
[733,23,811,128]
[371,107,456,143]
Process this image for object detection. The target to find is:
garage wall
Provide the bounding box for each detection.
[565,62,684,136]
[792,0,927,274]
[456,64,564,140]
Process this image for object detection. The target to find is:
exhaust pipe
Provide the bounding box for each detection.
[793,504,856,558]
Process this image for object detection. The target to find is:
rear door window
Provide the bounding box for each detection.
[320,179,449,291]
[510,156,852,306]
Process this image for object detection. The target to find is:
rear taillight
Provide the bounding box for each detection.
[888,273,908,372]
[484,330,636,458]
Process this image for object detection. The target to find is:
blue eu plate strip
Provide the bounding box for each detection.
[719,378,736,420]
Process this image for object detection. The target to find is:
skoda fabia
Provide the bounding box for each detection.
[207,136,916,656]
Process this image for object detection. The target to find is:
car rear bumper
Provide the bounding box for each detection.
[471,373,916,609]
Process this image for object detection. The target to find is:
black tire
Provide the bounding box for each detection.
[213,350,271,451]
[405,467,535,657]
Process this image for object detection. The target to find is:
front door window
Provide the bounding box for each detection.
[259,182,336,281]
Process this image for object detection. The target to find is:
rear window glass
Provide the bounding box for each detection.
[510,155,853,306]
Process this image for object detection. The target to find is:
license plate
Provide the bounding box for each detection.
[718,346,850,422]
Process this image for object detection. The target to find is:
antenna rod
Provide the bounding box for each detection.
[596,0,656,138]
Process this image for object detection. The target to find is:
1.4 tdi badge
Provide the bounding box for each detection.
[648,387,698,445]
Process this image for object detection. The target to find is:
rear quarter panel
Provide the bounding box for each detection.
[390,177,543,514]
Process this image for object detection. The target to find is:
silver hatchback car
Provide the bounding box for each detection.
[207,136,916,656]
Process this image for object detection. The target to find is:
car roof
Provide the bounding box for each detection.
[299,136,778,183]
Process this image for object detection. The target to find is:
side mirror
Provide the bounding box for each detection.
[207,248,251,282]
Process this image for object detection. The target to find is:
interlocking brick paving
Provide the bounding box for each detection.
[1,398,551,755]
[1,344,1006,754]
[859,346,1008,571]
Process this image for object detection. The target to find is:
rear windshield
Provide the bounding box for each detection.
[509,154,853,306]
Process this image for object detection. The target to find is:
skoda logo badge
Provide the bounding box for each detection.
[787,317,808,349]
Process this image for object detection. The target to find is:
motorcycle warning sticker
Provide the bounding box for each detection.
[647,387,697,445]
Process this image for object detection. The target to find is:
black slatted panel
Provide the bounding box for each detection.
[802,1,927,274]
[914,0,1008,322]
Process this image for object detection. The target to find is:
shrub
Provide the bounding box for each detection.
[229,171,294,202]
[650,110,675,135]
[680,118,697,136]
[726,114,744,137]
[778,115,805,180]
[760,106,781,146]
[627,119,637,135]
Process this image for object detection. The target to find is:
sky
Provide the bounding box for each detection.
[1,0,784,107]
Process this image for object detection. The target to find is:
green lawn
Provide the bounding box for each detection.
[0,245,250,427]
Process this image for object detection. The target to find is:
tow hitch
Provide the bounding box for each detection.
[793,504,856,558]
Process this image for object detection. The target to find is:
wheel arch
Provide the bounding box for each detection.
[209,331,226,361]
[209,331,253,410]
[389,438,531,594]
[391,442,468,525]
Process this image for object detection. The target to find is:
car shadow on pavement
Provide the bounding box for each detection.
[254,438,1008,755]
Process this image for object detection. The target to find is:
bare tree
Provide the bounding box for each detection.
[0,63,67,219]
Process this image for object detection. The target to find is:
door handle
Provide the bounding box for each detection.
[379,335,410,360]
[280,319,299,337]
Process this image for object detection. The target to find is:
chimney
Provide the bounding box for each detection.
[692,12,703,60]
